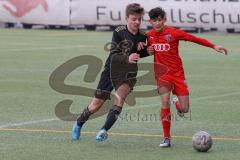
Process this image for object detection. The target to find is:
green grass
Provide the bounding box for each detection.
[0,28,240,160]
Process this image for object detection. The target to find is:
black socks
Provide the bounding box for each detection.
[102,105,122,131]
[77,107,92,127]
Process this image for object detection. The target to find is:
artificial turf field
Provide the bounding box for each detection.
[0,28,239,160]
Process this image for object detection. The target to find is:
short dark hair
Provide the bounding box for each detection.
[148,7,166,19]
[125,3,144,17]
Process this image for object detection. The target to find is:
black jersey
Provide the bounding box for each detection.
[95,26,149,99]
[104,26,149,87]
[104,25,148,69]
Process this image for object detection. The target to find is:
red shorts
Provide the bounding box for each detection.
[156,75,189,96]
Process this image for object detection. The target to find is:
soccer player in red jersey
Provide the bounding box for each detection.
[139,7,228,147]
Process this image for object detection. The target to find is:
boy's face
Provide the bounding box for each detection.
[126,14,142,32]
[149,16,166,31]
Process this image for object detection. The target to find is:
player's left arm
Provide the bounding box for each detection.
[136,31,155,57]
[176,29,228,55]
[137,39,154,57]
[137,42,148,58]
[213,45,228,55]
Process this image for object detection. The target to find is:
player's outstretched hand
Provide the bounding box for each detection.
[129,53,140,63]
[214,45,228,55]
[147,46,155,55]
[137,42,147,51]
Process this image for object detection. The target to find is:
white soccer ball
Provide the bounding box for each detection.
[192,131,213,152]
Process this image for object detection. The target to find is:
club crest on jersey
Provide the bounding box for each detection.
[165,34,172,41]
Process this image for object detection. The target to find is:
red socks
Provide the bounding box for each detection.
[161,107,171,139]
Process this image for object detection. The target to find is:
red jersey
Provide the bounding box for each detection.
[147,26,215,79]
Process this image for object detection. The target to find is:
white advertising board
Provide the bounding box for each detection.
[71,0,240,29]
[0,0,69,25]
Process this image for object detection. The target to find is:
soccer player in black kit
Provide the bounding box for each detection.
[71,3,154,141]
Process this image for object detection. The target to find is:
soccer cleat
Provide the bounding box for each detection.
[96,129,108,142]
[71,122,81,140]
[172,97,184,117]
[159,138,171,148]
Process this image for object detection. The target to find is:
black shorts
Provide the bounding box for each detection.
[94,68,136,100]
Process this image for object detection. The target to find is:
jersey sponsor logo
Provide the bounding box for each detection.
[153,43,170,51]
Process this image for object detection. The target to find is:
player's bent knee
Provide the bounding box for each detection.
[162,102,171,107]
[88,98,105,113]
[94,90,111,100]
[114,93,127,106]
[161,99,171,107]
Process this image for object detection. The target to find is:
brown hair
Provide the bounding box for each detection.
[125,3,144,17]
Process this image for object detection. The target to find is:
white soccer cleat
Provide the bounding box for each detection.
[96,129,108,142]
[159,138,171,148]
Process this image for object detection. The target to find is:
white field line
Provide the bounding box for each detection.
[2,45,100,52]
[124,91,240,111]
[190,91,240,101]
[0,91,239,128]
[0,118,58,129]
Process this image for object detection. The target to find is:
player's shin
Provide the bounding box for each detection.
[160,107,171,139]
[102,105,122,131]
[76,107,92,127]
[72,107,92,140]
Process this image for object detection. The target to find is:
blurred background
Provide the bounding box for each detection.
[0,0,239,33]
